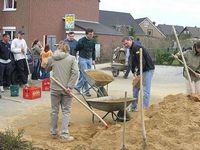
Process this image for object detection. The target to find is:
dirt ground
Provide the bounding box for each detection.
[2,64,197,150]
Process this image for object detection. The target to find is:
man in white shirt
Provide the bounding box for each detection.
[11,31,28,86]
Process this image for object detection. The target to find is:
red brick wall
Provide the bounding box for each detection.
[29,0,99,46]
[97,35,123,62]
[0,0,30,41]
[0,0,99,46]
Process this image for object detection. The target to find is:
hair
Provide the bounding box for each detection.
[85,28,94,35]
[32,39,39,48]
[136,38,140,41]
[195,41,200,49]
[3,33,9,37]
[121,36,133,42]
[57,40,70,53]
[44,44,50,52]
[68,31,75,35]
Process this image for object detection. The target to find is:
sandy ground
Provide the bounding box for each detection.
[1,64,193,150]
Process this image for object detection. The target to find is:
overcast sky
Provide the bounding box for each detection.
[99,0,199,27]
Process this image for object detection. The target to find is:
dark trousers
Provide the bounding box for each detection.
[0,62,11,86]
[15,59,28,84]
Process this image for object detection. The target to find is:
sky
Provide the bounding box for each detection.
[99,0,200,27]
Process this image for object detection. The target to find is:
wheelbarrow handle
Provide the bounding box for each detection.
[50,77,108,128]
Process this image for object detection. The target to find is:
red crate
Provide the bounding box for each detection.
[23,86,41,100]
[42,79,51,91]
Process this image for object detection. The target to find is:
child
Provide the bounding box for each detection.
[40,44,53,79]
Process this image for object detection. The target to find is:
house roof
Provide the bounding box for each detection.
[179,26,200,38]
[99,10,145,35]
[75,20,123,36]
[135,17,146,24]
[135,17,166,38]
[157,24,184,36]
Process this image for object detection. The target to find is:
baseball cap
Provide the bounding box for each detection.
[17,31,25,35]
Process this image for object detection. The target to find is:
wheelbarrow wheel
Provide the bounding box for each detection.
[112,69,119,77]
[97,86,108,97]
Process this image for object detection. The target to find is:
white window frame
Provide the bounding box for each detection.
[3,0,16,11]
[3,26,16,41]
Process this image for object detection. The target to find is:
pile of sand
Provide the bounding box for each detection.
[6,94,200,150]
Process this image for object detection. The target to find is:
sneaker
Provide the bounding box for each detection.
[4,86,10,90]
[60,135,74,142]
[0,86,4,92]
[51,134,58,139]
[85,92,91,97]
[128,107,138,112]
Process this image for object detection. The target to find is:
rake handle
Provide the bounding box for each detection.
[51,77,108,128]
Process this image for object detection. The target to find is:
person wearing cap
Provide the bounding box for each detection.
[64,31,78,56]
[11,31,29,87]
[0,33,11,92]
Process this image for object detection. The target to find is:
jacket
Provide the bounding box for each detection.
[40,50,53,68]
[178,49,200,81]
[46,50,79,90]
[0,40,11,60]
[129,43,155,75]
[11,38,27,61]
[31,44,42,59]
[75,37,96,60]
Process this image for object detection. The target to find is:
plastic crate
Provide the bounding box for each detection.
[10,85,19,97]
[23,86,41,100]
[42,78,50,91]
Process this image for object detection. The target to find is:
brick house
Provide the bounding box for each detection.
[0,0,122,62]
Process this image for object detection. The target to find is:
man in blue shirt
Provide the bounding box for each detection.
[64,31,78,56]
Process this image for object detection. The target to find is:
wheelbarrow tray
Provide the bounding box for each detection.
[85,70,114,87]
[86,96,133,112]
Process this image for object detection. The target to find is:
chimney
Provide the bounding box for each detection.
[153,21,156,25]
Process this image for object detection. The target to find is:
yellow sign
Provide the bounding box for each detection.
[65,14,75,30]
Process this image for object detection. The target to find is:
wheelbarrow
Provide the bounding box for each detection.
[86,96,133,121]
[80,69,114,97]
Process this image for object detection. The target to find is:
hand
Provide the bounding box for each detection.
[92,60,95,65]
[195,73,200,78]
[64,88,72,96]
[172,54,178,59]
[21,48,25,54]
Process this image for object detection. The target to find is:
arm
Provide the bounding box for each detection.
[92,43,96,61]
[11,40,22,54]
[45,57,53,72]
[67,57,79,89]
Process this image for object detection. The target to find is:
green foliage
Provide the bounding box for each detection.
[155,49,178,65]
[0,129,34,150]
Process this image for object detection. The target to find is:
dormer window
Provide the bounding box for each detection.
[3,0,17,11]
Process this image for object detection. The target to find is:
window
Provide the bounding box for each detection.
[3,0,17,11]
[3,27,16,41]
[147,29,153,36]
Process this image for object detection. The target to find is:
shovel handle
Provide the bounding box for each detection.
[50,77,108,128]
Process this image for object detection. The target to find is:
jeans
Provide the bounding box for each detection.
[31,58,41,80]
[131,69,154,109]
[75,57,92,93]
[50,90,72,135]
[40,67,50,79]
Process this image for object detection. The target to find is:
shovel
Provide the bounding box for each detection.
[51,77,108,128]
